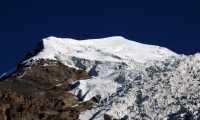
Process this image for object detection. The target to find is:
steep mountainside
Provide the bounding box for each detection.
[0,36,199,120]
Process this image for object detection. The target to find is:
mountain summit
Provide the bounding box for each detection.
[0,36,199,120]
[24,36,177,63]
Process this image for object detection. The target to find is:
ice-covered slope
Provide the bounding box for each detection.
[23,36,177,99]
[22,36,177,100]
[29,36,176,64]
[78,54,200,119]
[3,36,199,119]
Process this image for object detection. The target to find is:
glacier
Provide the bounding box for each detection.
[2,36,200,119]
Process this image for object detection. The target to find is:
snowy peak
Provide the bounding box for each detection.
[0,36,199,120]
[28,36,177,64]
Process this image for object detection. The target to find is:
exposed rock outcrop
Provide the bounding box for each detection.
[0,59,99,120]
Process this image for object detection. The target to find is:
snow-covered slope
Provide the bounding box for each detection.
[22,36,176,99]
[29,36,176,64]
[3,36,200,119]
[78,54,200,119]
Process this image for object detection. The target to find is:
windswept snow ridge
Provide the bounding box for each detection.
[20,36,199,119]
[29,36,176,64]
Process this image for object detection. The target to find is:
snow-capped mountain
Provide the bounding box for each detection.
[0,36,199,120]
[27,36,176,63]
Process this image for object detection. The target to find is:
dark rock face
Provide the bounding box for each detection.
[20,40,44,62]
[0,59,99,120]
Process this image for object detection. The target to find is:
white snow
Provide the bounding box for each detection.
[23,36,178,102]
[3,36,199,119]
[28,36,177,64]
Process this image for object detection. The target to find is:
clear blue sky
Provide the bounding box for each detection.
[0,0,200,74]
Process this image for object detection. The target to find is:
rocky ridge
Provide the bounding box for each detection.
[0,59,100,120]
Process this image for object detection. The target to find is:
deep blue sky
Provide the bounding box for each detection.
[0,0,200,74]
